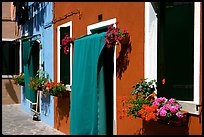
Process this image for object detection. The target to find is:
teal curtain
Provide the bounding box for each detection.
[22,40,39,103]
[70,32,107,135]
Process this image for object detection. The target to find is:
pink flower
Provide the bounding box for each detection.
[176,112,184,118]
[123,29,127,33]
[46,87,50,91]
[106,45,111,49]
[159,108,167,117]
[169,106,178,113]
[118,36,123,41]
[163,104,170,110]
[174,104,181,109]
[64,46,70,55]
[168,98,175,104]
[108,24,114,29]
[152,100,159,106]
[62,39,68,45]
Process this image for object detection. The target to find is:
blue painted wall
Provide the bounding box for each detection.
[21,2,54,127]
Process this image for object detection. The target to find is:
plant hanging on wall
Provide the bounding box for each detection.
[42,80,67,97]
[28,69,49,91]
[105,22,130,48]
[61,35,74,55]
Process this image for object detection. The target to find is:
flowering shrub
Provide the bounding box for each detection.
[61,34,74,55]
[152,97,184,121]
[28,70,49,91]
[138,104,158,121]
[42,81,67,97]
[13,73,25,86]
[118,79,187,125]
[105,22,129,48]
[118,79,157,120]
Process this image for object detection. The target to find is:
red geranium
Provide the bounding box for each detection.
[61,35,74,55]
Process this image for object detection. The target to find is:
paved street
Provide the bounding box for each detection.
[2,104,65,135]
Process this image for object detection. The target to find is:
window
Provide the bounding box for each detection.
[57,21,72,91]
[2,40,20,77]
[145,2,201,115]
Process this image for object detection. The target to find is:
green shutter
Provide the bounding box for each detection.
[23,40,39,103]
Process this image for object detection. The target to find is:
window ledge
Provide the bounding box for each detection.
[178,100,201,115]
[2,75,15,79]
[66,85,71,92]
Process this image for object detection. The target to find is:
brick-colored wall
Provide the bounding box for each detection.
[2,2,21,105]
[2,2,19,39]
[52,2,202,135]
[53,2,145,134]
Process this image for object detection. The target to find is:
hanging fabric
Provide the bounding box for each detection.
[22,39,39,103]
[70,32,110,135]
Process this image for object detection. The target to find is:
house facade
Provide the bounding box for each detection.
[53,2,202,135]
[2,2,21,105]
[12,2,202,135]
[12,2,55,128]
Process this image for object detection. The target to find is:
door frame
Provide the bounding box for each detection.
[87,18,117,135]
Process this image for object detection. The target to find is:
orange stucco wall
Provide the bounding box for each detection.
[53,2,202,135]
[53,2,145,135]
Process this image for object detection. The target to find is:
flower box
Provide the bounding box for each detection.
[156,110,189,127]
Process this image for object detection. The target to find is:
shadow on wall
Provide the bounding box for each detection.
[116,39,132,80]
[22,2,49,35]
[56,92,70,132]
[41,93,51,116]
[5,79,19,104]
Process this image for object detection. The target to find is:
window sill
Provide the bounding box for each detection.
[178,100,201,115]
[2,75,16,79]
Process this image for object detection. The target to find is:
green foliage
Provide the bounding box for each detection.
[13,73,25,86]
[28,69,49,91]
[131,79,156,98]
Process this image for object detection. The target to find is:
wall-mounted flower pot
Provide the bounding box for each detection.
[157,111,189,127]
[142,119,189,135]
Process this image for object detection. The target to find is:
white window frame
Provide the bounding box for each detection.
[87,18,117,135]
[144,2,158,83]
[144,2,201,115]
[57,21,73,91]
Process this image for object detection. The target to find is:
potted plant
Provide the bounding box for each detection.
[151,97,188,126]
[118,79,157,120]
[42,80,67,97]
[28,70,49,91]
[61,34,74,55]
[105,22,130,48]
[118,79,188,126]
[13,73,25,86]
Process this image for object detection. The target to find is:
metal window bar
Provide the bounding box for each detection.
[13,33,41,42]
